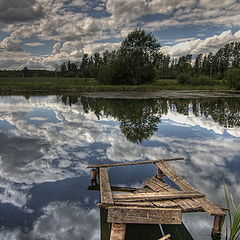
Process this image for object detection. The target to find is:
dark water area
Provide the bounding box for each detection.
[0,94,240,240]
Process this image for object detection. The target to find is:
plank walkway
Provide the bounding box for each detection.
[88,158,226,240]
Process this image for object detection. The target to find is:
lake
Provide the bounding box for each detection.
[0,93,240,240]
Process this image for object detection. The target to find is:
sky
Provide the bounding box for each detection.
[0,0,240,70]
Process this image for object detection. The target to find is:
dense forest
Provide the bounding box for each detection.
[1,29,240,89]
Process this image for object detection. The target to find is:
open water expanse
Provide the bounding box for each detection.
[0,93,240,240]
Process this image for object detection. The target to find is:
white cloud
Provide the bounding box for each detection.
[105,0,197,21]
[0,0,44,23]
[0,202,100,240]
[161,29,240,57]
[0,0,240,68]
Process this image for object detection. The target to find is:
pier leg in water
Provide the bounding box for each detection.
[110,223,126,240]
[211,215,225,240]
[90,168,99,186]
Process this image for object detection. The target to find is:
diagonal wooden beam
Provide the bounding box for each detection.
[88,158,184,168]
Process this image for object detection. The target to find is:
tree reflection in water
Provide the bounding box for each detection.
[58,95,240,143]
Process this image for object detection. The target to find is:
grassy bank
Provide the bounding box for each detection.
[0,77,230,93]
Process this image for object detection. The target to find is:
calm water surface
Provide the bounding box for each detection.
[0,94,240,240]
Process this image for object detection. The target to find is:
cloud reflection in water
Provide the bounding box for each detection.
[0,95,239,240]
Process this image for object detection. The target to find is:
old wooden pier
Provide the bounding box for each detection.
[88,158,226,240]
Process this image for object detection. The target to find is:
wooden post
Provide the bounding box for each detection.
[156,167,164,180]
[110,223,126,240]
[211,215,225,240]
[90,168,98,186]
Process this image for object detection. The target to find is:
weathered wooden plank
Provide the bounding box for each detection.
[141,178,200,211]
[88,158,184,168]
[145,178,202,212]
[145,177,170,192]
[99,167,114,205]
[174,198,202,212]
[107,207,182,224]
[192,198,226,215]
[114,199,179,208]
[155,161,195,191]
[110,223,126,240]
[114,201,155,207]
[145,177,181,209]
[151,200,179,208]
[113,191,205,202]
[155,162,225,214]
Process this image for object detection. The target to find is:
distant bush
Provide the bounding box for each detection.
[177,73,191,84]
[189,75,216,86]
[225,69,240,89]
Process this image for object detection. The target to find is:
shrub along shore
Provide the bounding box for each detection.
[0,77,232,94]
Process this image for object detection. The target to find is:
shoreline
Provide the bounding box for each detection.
[0,89,240,99]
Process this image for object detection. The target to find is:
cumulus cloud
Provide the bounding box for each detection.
[0,0,44,23]
[106,0,197,21]
[161,29,240,57]
[0,0,240,68]
[0,202,100,240]
[0,25,39,51]
[30,202,99,240]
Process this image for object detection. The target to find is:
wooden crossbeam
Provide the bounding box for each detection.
[107,206,182,224]
[113,191,205,202]
[87,158,184,168]
[99,167,114,205]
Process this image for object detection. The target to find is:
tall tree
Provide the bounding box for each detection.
[117,29,162,84]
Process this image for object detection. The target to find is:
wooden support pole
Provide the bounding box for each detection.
[110,223,126,240]
[90,168,98,186]
[156,167,165,180]
[211,215,225,240]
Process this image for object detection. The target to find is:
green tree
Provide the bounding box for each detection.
[117,29,161,85]
[194,53,203,74]
[225,69,240,89]
[176,54,192,73]
[60,62,67,76]
[80,54,90,77]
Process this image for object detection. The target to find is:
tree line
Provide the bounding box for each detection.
[55,30,240,89]
[1,29,240,88]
